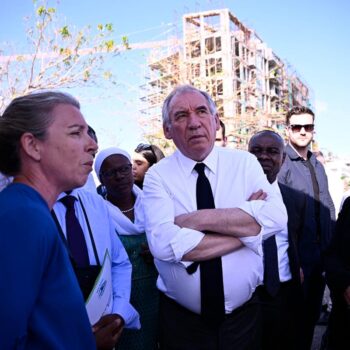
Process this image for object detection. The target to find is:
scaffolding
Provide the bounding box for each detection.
[141,8,311,148]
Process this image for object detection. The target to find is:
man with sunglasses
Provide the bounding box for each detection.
[278,106,336,350]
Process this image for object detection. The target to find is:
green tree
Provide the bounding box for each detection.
[0,0,127,113]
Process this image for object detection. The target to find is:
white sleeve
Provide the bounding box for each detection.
[143,168,204,264]
[238,155,288,241]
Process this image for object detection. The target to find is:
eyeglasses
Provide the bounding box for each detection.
[135,143,156,158]
[100,164,132,179]
[289,124,314,133]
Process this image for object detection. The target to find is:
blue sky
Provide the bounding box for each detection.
[1,0,349,156]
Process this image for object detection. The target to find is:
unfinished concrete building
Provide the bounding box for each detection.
[140,8,311,148]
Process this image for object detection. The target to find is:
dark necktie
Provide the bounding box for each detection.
[194,162,225,326]
[263,235,280,296]
[60,195,89,267]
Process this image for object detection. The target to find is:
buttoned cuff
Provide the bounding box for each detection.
[112,297,141,329]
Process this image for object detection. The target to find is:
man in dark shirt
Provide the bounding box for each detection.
[249,130,304,350]
[324,196,350,349]
[278,106,336,350]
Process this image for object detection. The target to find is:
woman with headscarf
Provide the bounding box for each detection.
[95,147,159,350]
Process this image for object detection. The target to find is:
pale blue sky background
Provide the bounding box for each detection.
[1,0,349,156]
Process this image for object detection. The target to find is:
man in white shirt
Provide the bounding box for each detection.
[143,85,287,349]
[53,188,140,349]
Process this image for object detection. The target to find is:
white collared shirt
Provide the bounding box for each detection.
[271,181,292,282]
[143,146,287,314]
[53,188,140,329]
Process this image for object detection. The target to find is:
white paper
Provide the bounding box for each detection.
[85,250,113,325]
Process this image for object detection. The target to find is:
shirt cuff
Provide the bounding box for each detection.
[237,200,265,255]
[112,297,141,329]
[239,230,263,256]
[170,227,204,263]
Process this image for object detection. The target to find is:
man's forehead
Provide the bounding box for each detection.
[289,113,314,122]
[251,133,283,148]
[170,91,208,109]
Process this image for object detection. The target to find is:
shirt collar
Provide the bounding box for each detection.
[286,143,303,160]
[286,143,312,161]
[271,180,283,198]
[57,189,79,201]
[175,146,218,177]
[132,184,142,197]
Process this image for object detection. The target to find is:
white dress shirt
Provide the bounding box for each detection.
[53,188,140,329]
[143,146,287,314]
[271,181,292,282]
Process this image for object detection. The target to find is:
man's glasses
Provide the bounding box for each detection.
[100,164,132,179]
[289,124,314,133]
[135,143,156,158]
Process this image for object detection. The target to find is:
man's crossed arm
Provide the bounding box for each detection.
[177,190,267,261]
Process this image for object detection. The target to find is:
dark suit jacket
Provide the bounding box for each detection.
[279,182,306,285]
[324,196,350,348]
[325,196,350,292]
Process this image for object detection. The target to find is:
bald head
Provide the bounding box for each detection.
[248,130,285,184]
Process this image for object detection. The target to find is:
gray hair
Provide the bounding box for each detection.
[162,85,217,127]
[0,91,80,176]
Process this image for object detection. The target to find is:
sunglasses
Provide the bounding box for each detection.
[289,124,314,133]
[135,143,156,158]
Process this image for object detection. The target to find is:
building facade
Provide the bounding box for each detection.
[141,8,311,148]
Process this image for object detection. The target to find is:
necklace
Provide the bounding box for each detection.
[121,206,134,213]
[105,194,135,214]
